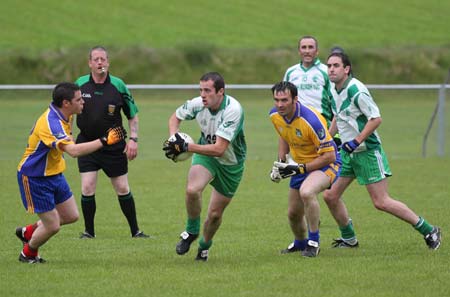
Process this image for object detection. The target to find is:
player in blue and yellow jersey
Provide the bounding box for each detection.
[324,52,441,250]
[269,81,345,257]
[16,82,126,263]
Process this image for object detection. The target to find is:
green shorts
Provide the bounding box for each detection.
[340,146,392,185]
[192,154,244,198]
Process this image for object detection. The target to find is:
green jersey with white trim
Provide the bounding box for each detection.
[330,77,382,152]
[283,58,333,125]
[175,94,246,165]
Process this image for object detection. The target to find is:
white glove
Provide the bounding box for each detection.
[273,161,306,178]
[270,166,282,183]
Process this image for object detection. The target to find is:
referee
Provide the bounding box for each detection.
[75,46,149,239]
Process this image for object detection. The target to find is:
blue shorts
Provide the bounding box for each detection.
[289,162,341,190]
[17,172,73,214]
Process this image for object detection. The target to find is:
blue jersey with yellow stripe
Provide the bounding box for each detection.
[269,102,339,164]
[17,103,74,177]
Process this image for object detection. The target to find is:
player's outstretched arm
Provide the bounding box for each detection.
[62,126,127,157]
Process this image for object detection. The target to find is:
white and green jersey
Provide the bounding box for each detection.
[176,94,246,165]
[330,76,382,152]
[283,58,333,125]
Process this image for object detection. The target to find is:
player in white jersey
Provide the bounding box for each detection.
[323,52,441,250]
[163,72,246,261]
[283,36,333,127]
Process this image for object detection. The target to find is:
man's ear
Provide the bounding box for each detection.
[345,66,351,75]
[62,99,71,107]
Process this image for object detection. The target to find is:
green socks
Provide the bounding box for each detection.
[414,217,433,236]
[340,220,356,240]
[186,217,200,235]
[186,217,213,250]
[199,237,212,250]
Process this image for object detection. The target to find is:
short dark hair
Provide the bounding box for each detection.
[271,81,298,99]
[89,45,108,60]
[52,82,80,107]
[200,72,225,92]
[327,52,353,75]
[298,35,318,49]
[330,46,345,54]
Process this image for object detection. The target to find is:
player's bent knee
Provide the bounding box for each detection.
[65,212,79,224]
[372,199,389,212]
[185,186,202,198]
[299,188,317,201]
[207,209,223,222]
[287,209,301,221]
[46,223,61,235]
[323,190,338,205]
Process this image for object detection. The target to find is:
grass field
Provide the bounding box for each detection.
[1,1,449,85]
[0,89,449,297]
[1,0,449,51]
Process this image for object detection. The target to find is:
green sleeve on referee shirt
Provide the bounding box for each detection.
[110,75,139,118]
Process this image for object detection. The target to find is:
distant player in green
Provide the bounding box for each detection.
[323,52,441,250]
[283,35,333,127]
[15,82,126,263]
[75,46,149,239]
[163,72,246,261]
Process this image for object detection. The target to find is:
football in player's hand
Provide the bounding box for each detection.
[164,132,194,162]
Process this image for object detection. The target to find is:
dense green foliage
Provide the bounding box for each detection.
[0,90,449,297]
[1,0,449,84]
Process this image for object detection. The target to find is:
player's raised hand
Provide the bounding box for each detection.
[100,126,127,146]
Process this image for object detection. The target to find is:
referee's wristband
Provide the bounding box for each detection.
[129,137,138,143]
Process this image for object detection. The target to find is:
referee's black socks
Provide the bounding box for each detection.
[81,194,96,237]
[118,192,139,236]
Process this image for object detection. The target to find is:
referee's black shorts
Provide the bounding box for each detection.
[77,146,128,178]
[77,134,128,177]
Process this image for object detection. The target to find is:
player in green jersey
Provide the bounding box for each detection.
[323,52,441,250]
[163,72,247,261]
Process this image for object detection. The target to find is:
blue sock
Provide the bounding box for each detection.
[294,239,308,251]
[308,230,320,244]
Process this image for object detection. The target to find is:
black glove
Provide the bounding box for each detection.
[273,161,307,179]
[342,139,360,153]
[162,133,189,160]
[333,136,342,148]
[100,126,127,146]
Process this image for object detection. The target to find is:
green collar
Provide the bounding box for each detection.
[300,58,320,71]
[335,75,353,93]
[209,94,228,115]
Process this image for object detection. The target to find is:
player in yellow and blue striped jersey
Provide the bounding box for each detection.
[16,82,126,263]
[269,81,353,257]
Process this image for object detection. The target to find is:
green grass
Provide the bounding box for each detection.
[0,90,449,297]
[1,0,449,50]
